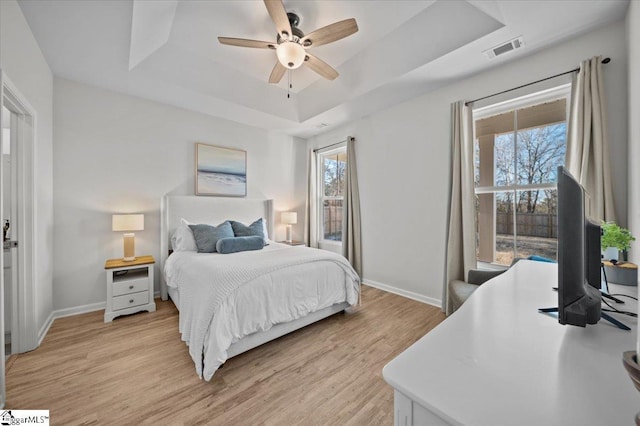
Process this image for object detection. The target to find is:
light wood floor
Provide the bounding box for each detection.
[6,286,445,425]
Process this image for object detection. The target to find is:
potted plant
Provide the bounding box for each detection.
[601,221,636,262]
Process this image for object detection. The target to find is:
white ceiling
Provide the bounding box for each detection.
[18,0,629,138]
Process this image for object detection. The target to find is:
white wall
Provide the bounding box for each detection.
[53,78,304,311]
[627,3,640,268]
[1,0,54,340]
[306,21,628,306]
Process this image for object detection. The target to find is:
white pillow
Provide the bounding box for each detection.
[170,218,197,252]
[262,218,270,244]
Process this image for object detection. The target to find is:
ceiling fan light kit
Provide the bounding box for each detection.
[218,0,358,84]
[276,41,306,69]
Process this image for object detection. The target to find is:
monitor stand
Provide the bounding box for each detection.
[538,307,631,331]
[552,286,624,303]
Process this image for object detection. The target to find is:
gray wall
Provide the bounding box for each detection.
[53,78,305,311]
[305,21,628,306]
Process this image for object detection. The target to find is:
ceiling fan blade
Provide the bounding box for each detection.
[269,61,287,84]
[218,37,276,49]
[300,18,358,48]
[264,0,292,40]
[304,53,338,80]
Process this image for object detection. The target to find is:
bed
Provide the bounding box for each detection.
[160,196,360,381]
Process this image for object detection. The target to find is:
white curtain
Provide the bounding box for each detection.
[305,149,319,248]
[566,56,617,222]
[443,101,477,315]
[343,137,362,278]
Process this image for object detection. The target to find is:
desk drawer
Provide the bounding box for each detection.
[113,291,149,311]
[113,277,148,296]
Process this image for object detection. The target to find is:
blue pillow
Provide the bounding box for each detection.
[230,218,265,240]
[527,255,557,263]
[188,222,234,253]
[216,236,265,254]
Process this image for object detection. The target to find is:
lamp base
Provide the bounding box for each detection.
[286,225,292,243]
[123,233,136,262]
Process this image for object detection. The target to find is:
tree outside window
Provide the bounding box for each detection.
[474,93,568,265]
[320,148,347,242]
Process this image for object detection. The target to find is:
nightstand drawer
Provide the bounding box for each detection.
[112,291,149,311]
[113,277,149,296]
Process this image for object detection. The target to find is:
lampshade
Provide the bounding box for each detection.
[281,212,298,225]
[276,41,306,69]
[112,214,144,232]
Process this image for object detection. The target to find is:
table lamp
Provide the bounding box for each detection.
[281,212,297,243]
[112,214,144,261]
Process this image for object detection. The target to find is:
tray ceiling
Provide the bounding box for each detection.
[18,0,629,137]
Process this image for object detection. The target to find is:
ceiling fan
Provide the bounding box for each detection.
[218,0,358,84]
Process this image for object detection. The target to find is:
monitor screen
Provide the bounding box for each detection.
[557,166,601,327]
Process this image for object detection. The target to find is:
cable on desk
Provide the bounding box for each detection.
[609,293,638,301]
[602,297,638,317]
[602,308,637,318]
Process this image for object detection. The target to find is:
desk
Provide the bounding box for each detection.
[383,260,639,425]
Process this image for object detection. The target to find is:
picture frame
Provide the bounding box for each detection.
[195,143,247,197]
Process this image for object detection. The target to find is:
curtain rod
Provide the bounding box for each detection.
[313,139,348,153]
[465,57,611,107]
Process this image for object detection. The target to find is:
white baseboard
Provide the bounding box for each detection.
[53,301,106,320]
[37,301,106,347]
[363,279,442,308]
[37,294,163,346]
[38,311,54,346]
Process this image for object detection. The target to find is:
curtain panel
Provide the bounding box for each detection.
[305,149,319,248]
[566,55,617,222]
[444,101,477,315]
[343,136,362,278]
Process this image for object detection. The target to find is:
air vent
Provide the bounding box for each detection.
[484,36,524,59]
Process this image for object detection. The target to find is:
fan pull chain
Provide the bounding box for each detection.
[287,70,292,99]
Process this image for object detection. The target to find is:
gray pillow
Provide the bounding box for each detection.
[230,218,265,240]
[216,236,265,254]
[188,221,234,253]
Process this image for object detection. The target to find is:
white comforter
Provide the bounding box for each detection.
[164,243,360,380]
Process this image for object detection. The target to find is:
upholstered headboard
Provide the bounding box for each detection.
[159,195,274,300]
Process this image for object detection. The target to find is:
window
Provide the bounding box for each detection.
[474,86,570,266]
[318,146,347,243]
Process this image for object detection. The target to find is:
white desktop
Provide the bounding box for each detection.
[383,260,639,426]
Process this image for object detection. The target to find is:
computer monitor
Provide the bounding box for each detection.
[557,166,601,327]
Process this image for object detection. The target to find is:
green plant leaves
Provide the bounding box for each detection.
[601,221,636,251]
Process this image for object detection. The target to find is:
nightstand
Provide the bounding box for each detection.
[104,255,156,322]
[278,240,305,246]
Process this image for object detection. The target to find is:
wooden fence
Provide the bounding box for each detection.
[496,212,557,238]
[323,204,343,241]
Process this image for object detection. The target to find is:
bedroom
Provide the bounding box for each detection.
[1,0,640,424]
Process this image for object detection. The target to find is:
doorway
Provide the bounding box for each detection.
[1,71,38,408]
[2,105,17,357]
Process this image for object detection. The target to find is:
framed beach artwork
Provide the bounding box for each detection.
[195,143,247,197]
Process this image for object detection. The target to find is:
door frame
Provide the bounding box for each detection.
[1,70,38,355]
